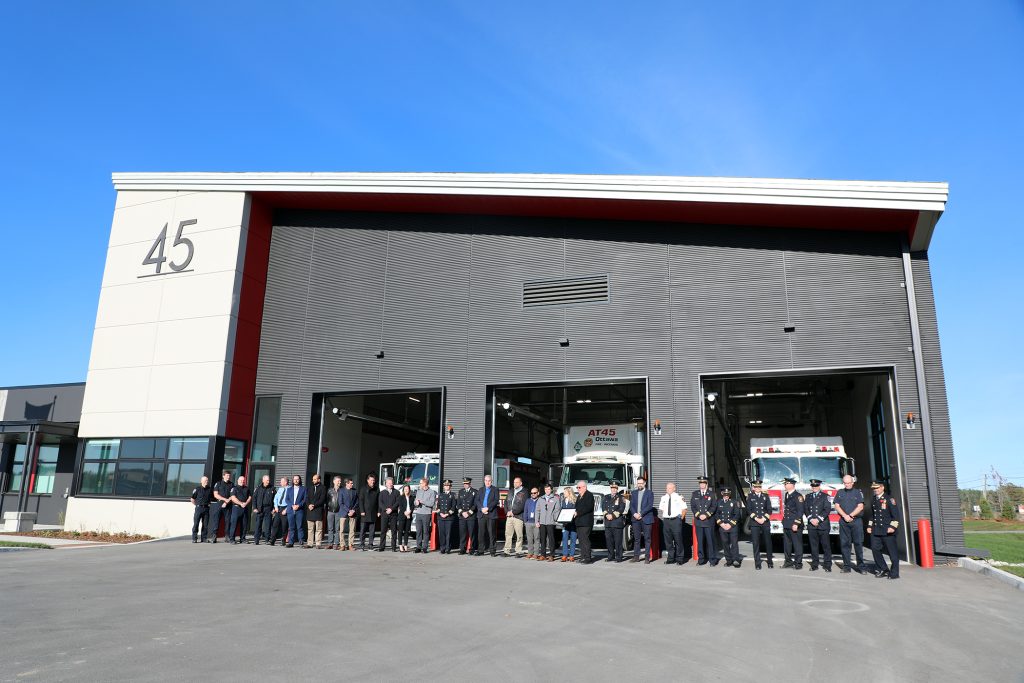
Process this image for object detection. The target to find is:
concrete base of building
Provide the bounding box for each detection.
[63,497,192,538]
[3,512,37,533]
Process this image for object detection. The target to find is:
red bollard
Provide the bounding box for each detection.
[430,511,438,551]
[692,518,698,560]
[917,518,935,568]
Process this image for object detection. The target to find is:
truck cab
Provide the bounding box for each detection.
[559,453,643,532]
[380,452,440,537]
[745,437,854,535]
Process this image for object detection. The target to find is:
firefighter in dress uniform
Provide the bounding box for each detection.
[804,479,833,572]
[690,476,718,566]
[715,487,741,568]
[436,479,458,554]
[781,477,804,570]
[747,479,774,569]
[456,477,477,555]
[867,481,901,580]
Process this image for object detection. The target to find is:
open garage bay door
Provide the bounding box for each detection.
[701,368,912,560]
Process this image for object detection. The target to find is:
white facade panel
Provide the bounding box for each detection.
[64,496,194,537]
[152,317,232,366]
[157,270,240,321]
[88,324,158,370]
[146,362,229,412]
[79,191,249,440]
[94,279,164,328]
[81,367,152,414]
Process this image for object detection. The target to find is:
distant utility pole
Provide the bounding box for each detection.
[983,473,988,500]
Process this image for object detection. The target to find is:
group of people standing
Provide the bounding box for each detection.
[189,470,902,579]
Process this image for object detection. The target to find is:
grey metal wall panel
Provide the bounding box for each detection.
[253,211,961,544]
[911,253,964,547]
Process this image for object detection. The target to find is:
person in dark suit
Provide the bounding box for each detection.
[357,473,379,551]
[377,477,401,552]
[305,474,327,549]
[867,481,901,580]
[284,475,307,548]
[629,476,655,563]
[573,481,595,564]
[475,474,499,556]
[602,482,626,562]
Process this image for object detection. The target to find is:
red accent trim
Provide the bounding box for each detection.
[256,190,920,238]
[224,198,271,442]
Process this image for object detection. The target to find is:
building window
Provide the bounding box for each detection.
[32,445,59,494]
[223,439,245,480]
[6,445,27,493]
[79,437,210,498]
[250,396,281,483]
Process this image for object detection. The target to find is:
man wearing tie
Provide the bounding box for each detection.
[573,481,596,564]
[658,482,687,565]
[475,474,499,556]
[629,475,655,564]
[284,475,307,548]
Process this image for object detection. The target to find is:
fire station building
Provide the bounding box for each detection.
[1,173,967,561]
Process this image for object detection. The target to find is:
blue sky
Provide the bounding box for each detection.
[1,2,1021,487]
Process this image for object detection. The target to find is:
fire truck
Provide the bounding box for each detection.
[743,437,854,535]
[379,452,440,537]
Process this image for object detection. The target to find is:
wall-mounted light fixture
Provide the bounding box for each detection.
[558,338,570,347]
[653,419,662,436]
[447,425,455,439]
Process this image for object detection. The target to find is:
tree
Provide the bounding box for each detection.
[979,497,993,520]
[1001,499,1016,520]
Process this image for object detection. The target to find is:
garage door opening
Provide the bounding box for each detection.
[701,369,910,560]
[316,389,444,491]
[487,379,648,534]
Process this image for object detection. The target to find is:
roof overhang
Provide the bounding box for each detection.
[111,172,948,251]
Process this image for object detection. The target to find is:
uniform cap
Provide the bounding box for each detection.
[809,479,822,487]
[442,479,453,486]
[751,479,764,487]
[782,477,797,485]
[697,476,709,483]
[610,482,619,488]
[462,477,472,485]
[720,487,731,495]
[870,481,884,489]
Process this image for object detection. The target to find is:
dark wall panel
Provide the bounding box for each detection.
[252,211,961,547]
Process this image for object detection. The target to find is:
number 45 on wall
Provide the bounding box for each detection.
[140,219,196,277]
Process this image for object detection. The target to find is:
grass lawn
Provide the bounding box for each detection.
[962,519,1024,532]
[963,532,1024,564]
[0,540,52,549]
[0,530,153,543]
[1004,566,1024,579]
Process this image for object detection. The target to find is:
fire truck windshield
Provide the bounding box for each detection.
[396,463,440,487]
[561,464,628,486]
[799,457,844,485]
[755,457,799,484]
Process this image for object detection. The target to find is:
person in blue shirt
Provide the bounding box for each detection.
[474,474,499,556]
[524,487,540,558]
[269,476,289,546]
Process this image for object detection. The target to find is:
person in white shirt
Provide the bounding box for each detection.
[658,482,688,565]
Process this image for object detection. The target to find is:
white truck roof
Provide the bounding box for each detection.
[750,437,845,456]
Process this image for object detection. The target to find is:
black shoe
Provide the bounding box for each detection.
[875,570,889,578]
[269,542,276,547]
[767,562,774,568]
[840,567,851,573]
[710,561,719,567]
[286,544,294,548]
[824,566,832,573]
[809,565,818,572]
[192,539,198,543]
[755,564,762,570]
[888,574,900,580]
[782,561,793,568]
[413,548,421,553]
[676,561,685,566]
[854,566,865,575]
[644,558,650,565]
[606,558,615,563]
[665,559,673,564]
[697,559,708,566]
[253,542,260,546]
[794,563,802,570]
[211,540,218,544]
[458,550,467,555]
[629,557,639,563]
[734,561,742,568]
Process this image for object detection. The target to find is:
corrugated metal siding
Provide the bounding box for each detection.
[911,253,965,547]
[254,212,958,526]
